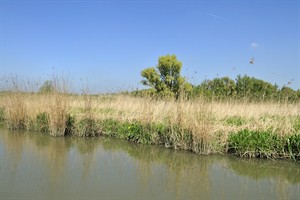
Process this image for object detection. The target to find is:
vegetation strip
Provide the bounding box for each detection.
[0,93,300,160]
[0,55,299,160]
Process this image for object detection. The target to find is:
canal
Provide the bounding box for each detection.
[1,128,299,199]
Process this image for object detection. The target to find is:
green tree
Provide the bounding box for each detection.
[280,86,297,102]
[141,55,191,98]
[236,75,278,101]
[296,89,300,100]
[39,80,56,94]
[198,77,236,99]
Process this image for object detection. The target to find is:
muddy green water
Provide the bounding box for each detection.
[0,129,299,200]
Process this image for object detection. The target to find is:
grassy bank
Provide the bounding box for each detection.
[0,91,299,160]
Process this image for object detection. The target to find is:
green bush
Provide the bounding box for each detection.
[100,119,154,144]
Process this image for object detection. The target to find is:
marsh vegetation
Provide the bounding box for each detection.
[0,88,299,160]
[0,55,299,160]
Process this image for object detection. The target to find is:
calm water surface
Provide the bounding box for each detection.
[1,128,299,200]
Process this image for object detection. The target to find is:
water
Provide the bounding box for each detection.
[1,128,299,200]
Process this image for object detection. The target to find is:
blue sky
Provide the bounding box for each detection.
[1,0,299,93]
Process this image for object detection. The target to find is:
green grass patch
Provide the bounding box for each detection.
[63,114,98,137]
[228,130,284,158]
[228,129,300,160]
[286,134,300,160]
[75,118,99,137]
[99,119,154,144]
[225,116,246,126]
[99,118,194,148]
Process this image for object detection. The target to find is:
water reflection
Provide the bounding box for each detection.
[101,138,212,199]
[225,157,300,200]
[227,157,300,182]
[208,155,300,199]
[1,128,299,200]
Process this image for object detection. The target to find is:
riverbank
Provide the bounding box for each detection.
[0,92,299,160]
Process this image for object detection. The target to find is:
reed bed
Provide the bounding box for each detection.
[0,90,299,159]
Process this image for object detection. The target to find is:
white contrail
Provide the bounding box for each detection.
[206,12,238,25]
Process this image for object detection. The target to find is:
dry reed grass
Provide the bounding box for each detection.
[68,94,299,152]
[0,75,70,136]
[0,92,70,136]
[0,90,299,154]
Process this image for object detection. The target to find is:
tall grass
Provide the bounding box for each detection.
[0,77,299,159]
[5,92,28,129]
[0,76,70,136]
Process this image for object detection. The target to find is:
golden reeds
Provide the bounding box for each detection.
[1,93,299,133]
[0,85,299,156]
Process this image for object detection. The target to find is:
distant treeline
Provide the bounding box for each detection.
[135,54,299,102]
[133,74,300,102]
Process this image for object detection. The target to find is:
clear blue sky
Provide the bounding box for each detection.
[1,0,299,93]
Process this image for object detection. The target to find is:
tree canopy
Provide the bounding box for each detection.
[192,75,298,102]
[141,54,192,98]
[138,55,298,102]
